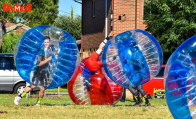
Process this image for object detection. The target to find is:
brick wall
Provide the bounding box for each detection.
[81,0,146,58]
[112,0,146,36]
[82,0,112,51]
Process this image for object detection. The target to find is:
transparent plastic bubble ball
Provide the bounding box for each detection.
[102,29,163,88]
[164,35,196,119]
[14,25,80,89]
[68,58,124,105]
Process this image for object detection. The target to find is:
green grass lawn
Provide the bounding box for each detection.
[45,88,68,92]
[0,94,173,119]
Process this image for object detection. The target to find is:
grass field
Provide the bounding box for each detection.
[0,94,173,119]
[45,88,68,92]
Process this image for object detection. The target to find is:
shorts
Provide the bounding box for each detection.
[31,71,50,87]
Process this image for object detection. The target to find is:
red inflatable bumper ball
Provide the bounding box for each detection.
[68,58,124,105]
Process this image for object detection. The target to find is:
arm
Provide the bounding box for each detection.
[96,35,111,55]
[38,56,52,66]
[85,34,112,71]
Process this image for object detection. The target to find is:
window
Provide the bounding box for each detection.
[0,57,15,70]
[92,0,96,18]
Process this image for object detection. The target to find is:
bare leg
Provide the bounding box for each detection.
[35,87,45,105]
[38,86,45,98]
[23,85,36,93]
[14,85,36,105]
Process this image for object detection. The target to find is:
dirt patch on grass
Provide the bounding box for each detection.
[0,111,7,114]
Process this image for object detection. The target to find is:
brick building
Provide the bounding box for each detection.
[5,22,31,34]
[0,21,31,49]
[76,0,146,58]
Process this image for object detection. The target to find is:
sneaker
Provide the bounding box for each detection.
[34,103,40,106]
[14,96,21,105]
[133,100,143,106]
[120,99,125,102]
[145,102,151,106]
[145,98,151,106]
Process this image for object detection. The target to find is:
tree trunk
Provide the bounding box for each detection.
[0,20,5,50]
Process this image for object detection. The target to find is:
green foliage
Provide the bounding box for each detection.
[144,0,196,63]
[1,32,20,53]
[25,0,59,27]
[0,0,59,28]
[53,15,81,40]
[0,0,19,23]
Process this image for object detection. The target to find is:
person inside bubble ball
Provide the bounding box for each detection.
[84,34,112,90]
[108,55,150,106]
[106,37,150,106]
[14,36,55,106]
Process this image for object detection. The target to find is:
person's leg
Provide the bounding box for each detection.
[137,85,150,106]
[14,85,36,105]
[35,86,45,105]
[38,86,45,98]
[128,86,142,105]
[35,71,47,106]
[20,85,36,97]
[19,73,39,98]
[120,88,126,102]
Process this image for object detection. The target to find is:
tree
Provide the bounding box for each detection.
[144,0,196,63]
[0,0,59,32]
[1,32,20,53]
[53,15,81,40]
[24,0,59,27]
[0,0,59,50]
[0,0,19,33]
[71,7,74,19]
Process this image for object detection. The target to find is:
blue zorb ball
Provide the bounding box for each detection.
[14,25,80,89]
[164,35,196,119]
[102,29,163,87]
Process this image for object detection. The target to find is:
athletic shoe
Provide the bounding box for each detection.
[145,98,151,106]
[34,103,40,106]
[133,100,143,106]
[120,99,125,102]
[14,96,21,105]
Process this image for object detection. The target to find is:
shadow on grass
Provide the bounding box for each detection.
[22,104,32,107]
[114,99,154,107]
[42,103,68,106]
[113,104,154,107]
[21,103,74,107]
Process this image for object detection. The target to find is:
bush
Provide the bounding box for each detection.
[1,32,20,53]
[53,15,81,40]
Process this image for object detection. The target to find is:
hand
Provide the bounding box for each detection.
[105,33,113,40]
[105,36,110,41]
[48,56,52,61]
